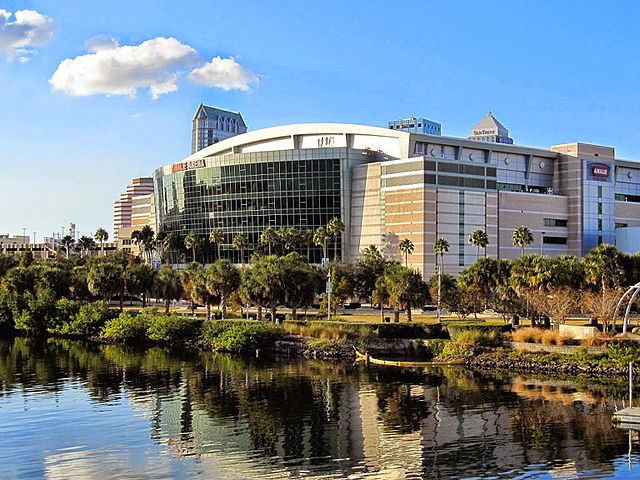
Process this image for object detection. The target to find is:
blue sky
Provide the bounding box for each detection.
[2,0,640,241]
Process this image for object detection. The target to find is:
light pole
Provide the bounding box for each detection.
[540,231,546,256]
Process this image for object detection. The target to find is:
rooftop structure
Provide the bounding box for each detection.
[388,116,441,135]
[468,112,514,144]
[191,104,247,154]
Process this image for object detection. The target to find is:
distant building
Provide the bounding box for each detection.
[113,177,154,241]
[388,116,441,135]
[468,112,514,144]
[191,104,247,154]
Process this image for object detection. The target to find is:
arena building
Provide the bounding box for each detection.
[154,123,640,275]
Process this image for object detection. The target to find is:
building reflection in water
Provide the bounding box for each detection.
[0,338,634,479]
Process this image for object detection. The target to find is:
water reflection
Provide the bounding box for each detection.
[0,337,637,479]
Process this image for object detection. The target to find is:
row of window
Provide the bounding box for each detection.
[543,218,568,227]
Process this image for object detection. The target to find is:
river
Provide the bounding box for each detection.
[0,336,638,479]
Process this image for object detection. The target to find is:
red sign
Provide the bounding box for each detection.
[591,165,609,178]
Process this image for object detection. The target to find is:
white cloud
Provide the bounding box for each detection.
[49,37,199,99]
[189,56,258,91]
[0,9,54,61]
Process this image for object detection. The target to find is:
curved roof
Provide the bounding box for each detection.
[174,122,410,163]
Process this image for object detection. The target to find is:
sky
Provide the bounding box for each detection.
[2,0,640,242]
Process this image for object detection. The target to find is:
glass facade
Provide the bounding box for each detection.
[155,148,359,263]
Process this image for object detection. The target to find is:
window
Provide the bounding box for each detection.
[543,218,568,227]
[616,223,629,228]
[543,236,567,245]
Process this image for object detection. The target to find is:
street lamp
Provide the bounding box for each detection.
[540,231,546,256]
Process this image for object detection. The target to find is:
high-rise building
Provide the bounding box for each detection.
[191,104,247,154]
[468,112,514,144]
[113,177,154,241]
[388,116,441,135]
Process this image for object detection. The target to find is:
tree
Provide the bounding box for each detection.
[131,225,155,264]
[162,232,181,264]
[206,259,241,319]
[87,260,124,309]
[259,227,278,256]
[209,228,224,260]
[282,254,322,319]
[327,217,345,261]
[153,265,183,313]
[125,263,156,307]
[352,250,386,301]
[583,243,624,294]
[398,238,415,267]
[61,235,75,259]
[379,264,429,322]
[232,233,248,267]
[512,226,534,257]
[433,237,450,321]
[363,244,382,260]
[468,229,489,260]
[528,287,581,324]
[583,288,623,333]
[94,228,109,256]
[184,231,201,263]
[190,268,218,319]
[313,227,329,263]
[428,274,457,314]
[77,236,96,258]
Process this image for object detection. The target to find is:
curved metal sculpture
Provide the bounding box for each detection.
[614,282,640,334]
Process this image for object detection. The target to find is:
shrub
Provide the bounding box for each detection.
[53,298,80,331]
[424,339,447,359]
[581,332,608,348]
[604,342,640,367]
[512,327,545,344]
[201,320,283,353]
[446,323,509,340]
[453,328,501,347]
[101,312,149,343]
[147,314,203,343]
[540,330,573,346]
[58,301,114,337]
[440,340,473,359]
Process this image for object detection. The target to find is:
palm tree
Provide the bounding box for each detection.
[313,227,329,264]
[61,235,75,258]
[162,232,180,265]
[468,229,489,260]
[433,237,450,323]
[232,233,248,267]
[184,231,201,263]
[303,228,314,261]
[398,238,415,267]
[77,235,96,258]
[327,217,345,261]
[512,226,534,257]
[94,228,108,256]
[209,228,224,260]
[259,227,278,255]
[363,244,382,260]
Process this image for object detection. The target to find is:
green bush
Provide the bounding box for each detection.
[147,314,203,343]
[0,288,14,330]
[441,340,473,359]
[53,298,80,331]
[201,320,282,353]
[446,323,509,340]
[101,312,149,343]
[604,342,640,367]
[452,328,501,347]
[59,302,114,337]
[424,339,448,358]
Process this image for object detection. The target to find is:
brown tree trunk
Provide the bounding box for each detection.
[271,307,277,323]
[257,305,262,321]
[165,298,170,314]
[292,306,297,320]
[393,309,400,323]
[407,305,412,322]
